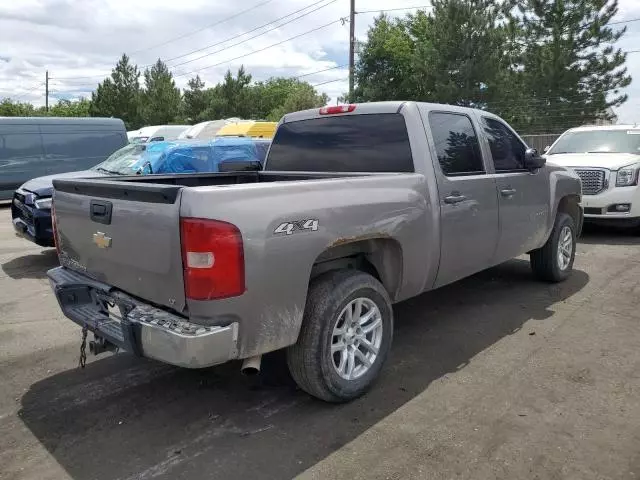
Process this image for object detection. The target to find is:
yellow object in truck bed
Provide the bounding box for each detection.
[216,121,277,139]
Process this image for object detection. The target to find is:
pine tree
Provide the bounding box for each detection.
[516,0,631,133]
[141,59,181,125]
[182,75,207,123]
[89,54,142,129]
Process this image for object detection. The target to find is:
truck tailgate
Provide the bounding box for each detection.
[53,179,187,312]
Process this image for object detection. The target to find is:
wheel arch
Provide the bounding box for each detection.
[556,194,583,236]
[310,237,404,302]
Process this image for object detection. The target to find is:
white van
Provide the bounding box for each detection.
[127,125,190,143]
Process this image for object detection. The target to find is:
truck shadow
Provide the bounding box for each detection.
[579,223,640,246]
[18,259,588,480]
[1,249,58,279]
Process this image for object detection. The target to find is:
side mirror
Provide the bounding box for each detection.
[524,148,546,170]
[543,145,551,153]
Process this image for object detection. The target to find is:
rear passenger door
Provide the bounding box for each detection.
[425,111,500,287]
[480,117,549,262]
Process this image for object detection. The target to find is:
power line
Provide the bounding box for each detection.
[12,83,45,101]
[297,64,347,78]
[312,77,348,87]
[46,65,348,99]
[51,0,335,82]
[610,17,640,26]
[356,5,433,15]
[167,0,338,71]
[129,0,274,55]
[164,0,335,65]
[173,18,343,78]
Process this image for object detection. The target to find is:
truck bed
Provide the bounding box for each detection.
[52,171,377,203]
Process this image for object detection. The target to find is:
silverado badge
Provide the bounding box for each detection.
[93,232,112,249]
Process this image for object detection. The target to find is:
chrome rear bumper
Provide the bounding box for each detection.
[47,267,239,368]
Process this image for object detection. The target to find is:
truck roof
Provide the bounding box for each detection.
[0,116,125,126]
[281,101,502,124]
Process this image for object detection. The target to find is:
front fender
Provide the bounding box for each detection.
[544,164,582,243]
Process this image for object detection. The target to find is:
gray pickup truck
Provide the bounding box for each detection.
[47,102,583,402]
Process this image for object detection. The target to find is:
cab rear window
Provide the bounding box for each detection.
[265,113,414,172]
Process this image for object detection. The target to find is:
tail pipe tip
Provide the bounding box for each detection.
[241,355,262,376]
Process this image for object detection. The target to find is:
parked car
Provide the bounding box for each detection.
[127,125,190,143]
[216,120,278,138]
[0,117,126,200]
[545,124,640,227]
[178,118,243,140]
[47,102,582,402]
[12,136,269,247]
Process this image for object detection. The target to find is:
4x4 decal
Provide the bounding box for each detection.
[274,219,319,236]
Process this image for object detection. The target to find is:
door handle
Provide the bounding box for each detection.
[444,193,467,204]
[500,188,517,197]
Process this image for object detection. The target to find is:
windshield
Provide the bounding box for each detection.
[92,144,165,175]
[548,130,640,155]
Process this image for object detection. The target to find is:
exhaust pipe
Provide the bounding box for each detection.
[241,355,262,375]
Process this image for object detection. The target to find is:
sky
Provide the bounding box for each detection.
[0,0,639,125]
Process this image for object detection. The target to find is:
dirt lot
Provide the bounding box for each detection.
[1,205,639,480]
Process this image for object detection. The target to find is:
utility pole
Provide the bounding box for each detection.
[45,70,49,112]
[348,0,355,102]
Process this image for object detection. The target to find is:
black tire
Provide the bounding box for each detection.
[530,212,576,282]
[286,270,393,403]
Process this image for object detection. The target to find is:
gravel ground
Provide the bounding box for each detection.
[0,205,639,480]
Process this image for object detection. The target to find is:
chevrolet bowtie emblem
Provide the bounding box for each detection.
[93,232,112,249]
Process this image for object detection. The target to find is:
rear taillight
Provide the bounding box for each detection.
[51,202,61,255]
[180,218,245,300]
[319,104,356,115]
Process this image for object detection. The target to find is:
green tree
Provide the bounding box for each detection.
[182,75,207,123]
[355,3,510,106]
[354,14,416,102]
[251,77,328,120]
[412,1,510,106]
[141,59,181,125]
[265,81,329,121]
[515,0,631,133]
[89,54,141,129]
[49,98,91,117]
[0,99,38,116]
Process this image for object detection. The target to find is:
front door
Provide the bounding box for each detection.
[480,116,549,263]
[424,110,500,288]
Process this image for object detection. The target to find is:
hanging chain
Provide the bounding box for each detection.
[78,324,88,368]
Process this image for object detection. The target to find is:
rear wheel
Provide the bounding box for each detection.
[287,270,393,402]
[530,212,576,282]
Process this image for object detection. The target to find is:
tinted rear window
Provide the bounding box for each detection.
[428,112,484,176]
[265,113,414,172]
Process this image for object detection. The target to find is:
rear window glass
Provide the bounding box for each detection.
[265,113,414,172]
[428,112,484,176]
